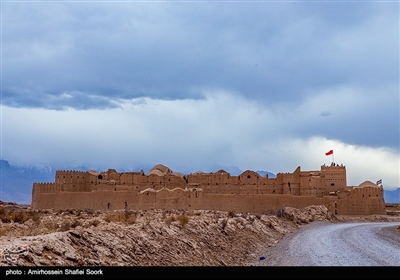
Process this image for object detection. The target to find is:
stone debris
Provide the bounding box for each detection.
[0,202,399,267]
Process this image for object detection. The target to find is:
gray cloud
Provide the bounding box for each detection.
[3,2,398,108]
[1,1,399,190]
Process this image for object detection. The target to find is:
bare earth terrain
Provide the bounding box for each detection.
[0,201,399,267]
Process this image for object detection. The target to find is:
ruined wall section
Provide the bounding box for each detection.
[275,166,301,195]
[186,170,280,195]
[337,186,385,215]
[299,171,323,197]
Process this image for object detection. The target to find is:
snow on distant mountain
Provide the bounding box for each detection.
[0,159,56,205]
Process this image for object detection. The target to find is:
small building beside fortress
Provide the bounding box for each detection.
[31,163,386,215]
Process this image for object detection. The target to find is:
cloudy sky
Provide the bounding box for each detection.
[1,1,399,190]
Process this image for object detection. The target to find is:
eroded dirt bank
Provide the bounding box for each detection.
[0,202,399,266]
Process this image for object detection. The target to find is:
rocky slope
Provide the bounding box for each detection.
[0,202,399,267]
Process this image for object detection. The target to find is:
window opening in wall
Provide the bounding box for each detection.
[247,175,251,179]
[98,175,103,180]
[331,183,335,186]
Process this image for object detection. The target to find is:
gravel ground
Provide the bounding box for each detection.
[255,221,400,266]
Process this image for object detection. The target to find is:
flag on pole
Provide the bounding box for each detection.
[376,179,382,186]
[325,150,333,156]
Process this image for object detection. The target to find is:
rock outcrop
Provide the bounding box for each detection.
[1,202,398,266]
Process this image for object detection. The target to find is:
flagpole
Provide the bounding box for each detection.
[332,153,334,164]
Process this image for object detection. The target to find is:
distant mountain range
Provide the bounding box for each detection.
[0,159,55,205]
[0,159,398,205]
[384,188,400,204]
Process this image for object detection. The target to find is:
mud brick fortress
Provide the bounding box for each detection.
[32,163,386,215]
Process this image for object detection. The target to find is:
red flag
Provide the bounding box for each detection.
[325,150,333,156]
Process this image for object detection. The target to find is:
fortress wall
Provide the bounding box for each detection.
[299,173,323,197]
[198,183,281,195]
[32,191,141,210]
[154,188,203,210]
[32,182,61,193]
[337,187,385,215]
[32,183,61,209]
[119,173,134,185]
[144,174,189,186]
[32,186,380,215]
[211,171,233,185]
[274,168,300,195]
[55,171,90,192]
[107,169,120,181]
[187,173,214,185]
[201,194,333,213]
[165,174,188,186]
[31,165,385,215]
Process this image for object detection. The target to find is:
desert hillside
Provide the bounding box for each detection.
[1,201,399,266]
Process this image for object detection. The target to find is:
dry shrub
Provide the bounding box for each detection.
[0,225,11,236]
[165,216,174,227]
[227,210,236,218]
[0,206,6,217]
[9,211,35,224]
[85,209,95,215]
[104,210,136,225]
[176,214,189,227]
[104,212,121,223]
[71,219,82,228]
[44,220,57,231]
[32,211,41,225]
[0,207,10,223]
[90,219,101,227]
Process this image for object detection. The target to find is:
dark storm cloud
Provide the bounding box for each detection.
[2,1,397,109]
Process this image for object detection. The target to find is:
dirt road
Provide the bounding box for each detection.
[256,221,400,266]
